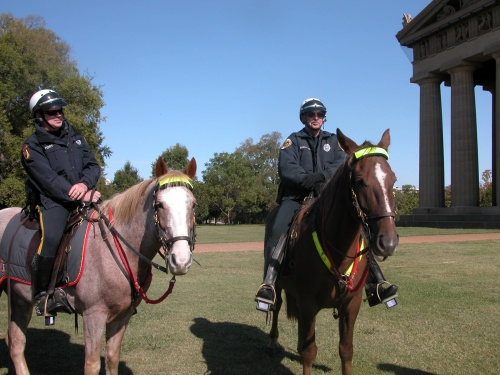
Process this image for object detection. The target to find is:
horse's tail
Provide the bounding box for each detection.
[285,291,299,321]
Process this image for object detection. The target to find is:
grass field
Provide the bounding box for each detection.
[195,224,498,244]
[0,228,499,374]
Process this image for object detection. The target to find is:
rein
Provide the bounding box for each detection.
[86,176,195,305]
[313,146,394,286]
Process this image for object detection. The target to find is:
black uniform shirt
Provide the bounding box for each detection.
[277,128,346,201]
[21,121,101,209]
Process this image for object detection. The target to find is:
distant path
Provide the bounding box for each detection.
[195,233,500,253]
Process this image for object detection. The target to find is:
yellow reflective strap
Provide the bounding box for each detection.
[353,147,389,160]
[312,231,332,270]
[158,176,194,189]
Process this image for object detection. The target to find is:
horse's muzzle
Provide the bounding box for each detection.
[370,218,399,257]
[168,246,193,275]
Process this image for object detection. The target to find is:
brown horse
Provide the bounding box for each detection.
[268,129,399,375]
[0,157,197,375]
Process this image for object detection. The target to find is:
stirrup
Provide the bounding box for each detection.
[366,281,398,309]
[255,284,276,312]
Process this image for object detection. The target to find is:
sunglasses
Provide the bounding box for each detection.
[45,109,64,116]
[306,112,325,119]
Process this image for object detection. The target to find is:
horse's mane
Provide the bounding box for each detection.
[100,178,155,224]
[100,170,192,224]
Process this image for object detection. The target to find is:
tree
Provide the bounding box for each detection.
[152,143,190,176]
[0,14,108,208]
[236,132,282,220]
[112,161,142,192]
[480,169,492,207]
[201,152,255,224]
[394,184,419,217]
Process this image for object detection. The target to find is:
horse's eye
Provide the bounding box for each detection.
[155,202,163,209]
[354,179,365,189]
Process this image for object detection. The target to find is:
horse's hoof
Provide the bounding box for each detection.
[266,341,284,354]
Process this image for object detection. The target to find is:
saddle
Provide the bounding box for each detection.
[0,208,92,292]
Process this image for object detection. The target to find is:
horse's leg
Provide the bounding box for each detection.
[7,285,33,375]
[82,311,107,375]
[268,287,282,349]
[104,315,132,375]
[337,295,362,375]
[297,306,318,375]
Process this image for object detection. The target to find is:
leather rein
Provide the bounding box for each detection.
[84,179,195,304]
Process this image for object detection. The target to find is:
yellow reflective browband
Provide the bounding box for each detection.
[157,176,194,190]
[353,147,389,160]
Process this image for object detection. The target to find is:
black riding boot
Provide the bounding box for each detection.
[365,257,398,308]
[31,255,71,316]
[255,234,286,312]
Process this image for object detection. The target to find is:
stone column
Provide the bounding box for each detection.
[417,76,445,207]
[492,52,500,206]
[447,64,479,207]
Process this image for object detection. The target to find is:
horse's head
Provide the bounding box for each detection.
[154,157,197,275]
[337,128,399,258]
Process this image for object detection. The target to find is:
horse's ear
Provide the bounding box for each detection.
[378,129,391,150]
[155,157,169,177]
[184,157,197,179]
[336,128,358,155]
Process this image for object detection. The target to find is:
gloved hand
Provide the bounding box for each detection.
[301,173,325,190]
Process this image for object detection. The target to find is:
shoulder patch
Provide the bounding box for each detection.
[22,144,31,160]
[281,138,293,149]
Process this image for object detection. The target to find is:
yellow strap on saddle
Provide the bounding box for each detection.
[312,231,365,276]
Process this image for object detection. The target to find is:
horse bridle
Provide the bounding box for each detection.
[349,146,396,259]
[153,178,196,261]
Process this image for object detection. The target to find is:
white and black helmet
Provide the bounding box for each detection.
[299,98,327,118]
[29,89,68,117]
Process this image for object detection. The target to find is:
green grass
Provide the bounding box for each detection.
[195,224,498,244]
[1,234,499,374]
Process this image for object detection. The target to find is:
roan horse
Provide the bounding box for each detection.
[0,157,197,375]
[268,129,398,375]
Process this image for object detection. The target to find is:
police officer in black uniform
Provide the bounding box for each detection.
[255,98,398,312]
[22,89,101,315]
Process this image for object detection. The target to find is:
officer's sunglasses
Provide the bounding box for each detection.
[306,112,325,119]
[45,109,64,116]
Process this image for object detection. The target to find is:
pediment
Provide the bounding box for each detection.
[396,0,496,47]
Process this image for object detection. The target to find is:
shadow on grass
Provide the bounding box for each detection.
[190,317,332,374]
[378,363,438,375]
[0,327,133,375]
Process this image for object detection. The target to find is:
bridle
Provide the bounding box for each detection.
[153,176,196,258]
[314,146,395,261]
[349,146,395,227]
[349,146,396,261]
[87,175,196,304]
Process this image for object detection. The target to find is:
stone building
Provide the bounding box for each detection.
[396,0,500,228]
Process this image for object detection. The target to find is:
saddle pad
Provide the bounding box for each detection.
[0,212,35,283]
[0,212,88,287]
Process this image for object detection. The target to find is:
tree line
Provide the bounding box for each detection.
[0,14,493,224]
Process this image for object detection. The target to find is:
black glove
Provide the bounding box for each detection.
[301,173,325,190]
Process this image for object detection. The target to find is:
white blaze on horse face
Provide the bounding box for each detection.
[374,162,392,213]
[159,187,193,274]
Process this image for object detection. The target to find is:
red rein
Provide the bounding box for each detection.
[108,208,175,304]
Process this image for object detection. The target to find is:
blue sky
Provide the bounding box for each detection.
[3,1,493,187]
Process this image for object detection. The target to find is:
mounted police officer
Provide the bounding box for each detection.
[255,98,398,312]
[22,89,102,316]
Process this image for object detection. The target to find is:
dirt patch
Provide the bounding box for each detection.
[195,233,500,253]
